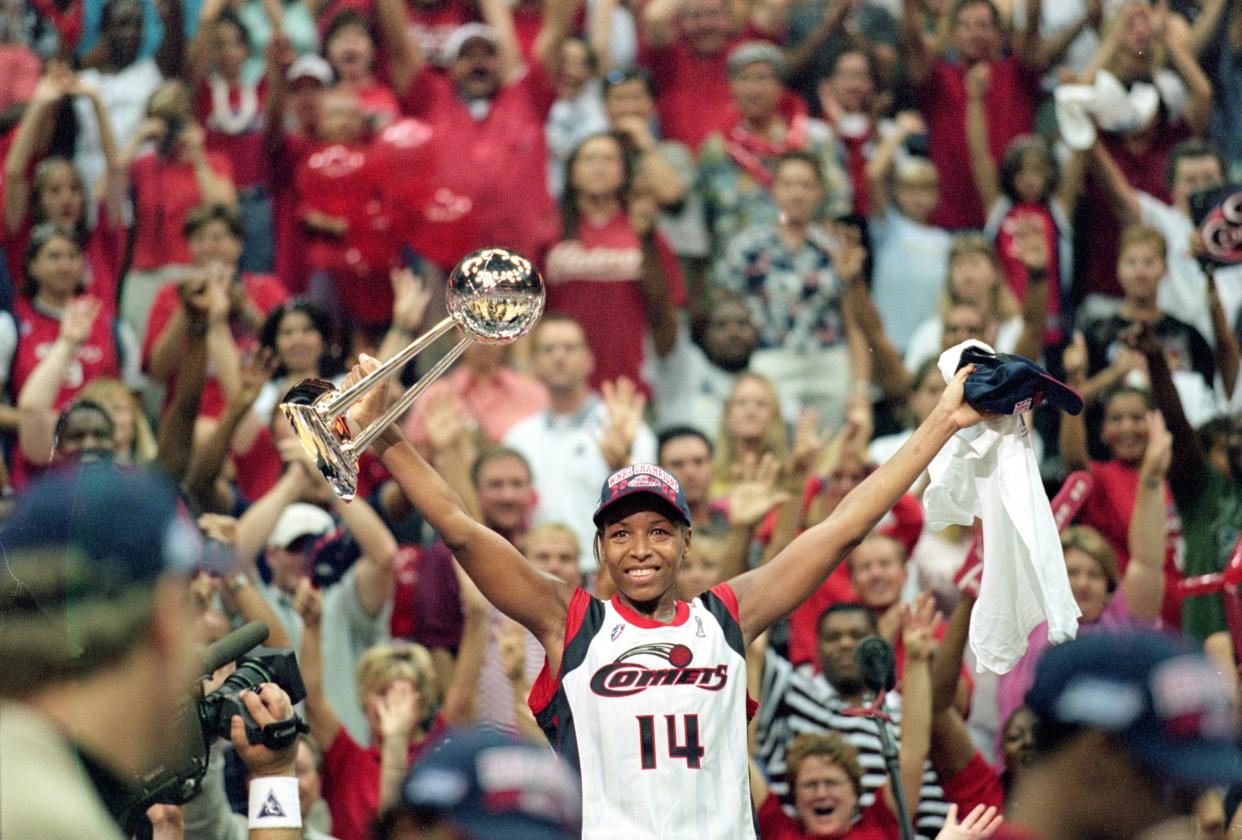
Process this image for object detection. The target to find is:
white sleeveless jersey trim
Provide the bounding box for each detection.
[553,590,757,840]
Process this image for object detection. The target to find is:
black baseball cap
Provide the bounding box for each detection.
[957,344,1083,416]
[593,464,691,529]
[1026,631,1242,786]
[401,727,581,840]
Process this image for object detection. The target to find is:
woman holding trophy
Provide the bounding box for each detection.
[280,247,986,838]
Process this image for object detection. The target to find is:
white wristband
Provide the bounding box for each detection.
[248,776,302,829]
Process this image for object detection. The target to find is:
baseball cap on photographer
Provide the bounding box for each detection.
[268,503,335,550]
[593,464,691,529]
[0,464,199,597]
[1026,630,1242,787]
[401,727,581,840]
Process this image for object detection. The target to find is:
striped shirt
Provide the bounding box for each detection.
[757,650,950,839]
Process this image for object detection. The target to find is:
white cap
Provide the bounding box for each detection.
[269,503,335,549]
[443,23,498,62]
[287,54,334,86]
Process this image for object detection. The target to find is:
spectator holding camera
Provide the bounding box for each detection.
[0,466,212,839]
[117,79,238,338]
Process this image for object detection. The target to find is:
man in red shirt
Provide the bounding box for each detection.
[900,0,1050,230]
[638,0,774,152]
[994,631,1242,840]
[377,0,575,264]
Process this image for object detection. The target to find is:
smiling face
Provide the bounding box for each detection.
[325,20,375,82]
[702,299,757,372]
[826,51,872,113]
[949,250,999,308]
[847,536,907,612]
[570,135,627,201]
[1065,547,1111,623]
[275,309,327,376]
[1100,390,1149,464]
[724,376,778,444]
[792,755,859,836]
[213,17,249,80]
[952,0,1000,64]
[188,218,243,270]
[601,507,690,608]
[679,0,732,57]
[475,455,535,537]
[1117,240,1166,303]
[29,234,85,298]
[1001,706,1037,778]
[729,60,782,125]
[816,609,872,696]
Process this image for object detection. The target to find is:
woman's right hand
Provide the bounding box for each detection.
[58,297,101,347]
[1139,410,1173,481]
[1063,332,1087,382]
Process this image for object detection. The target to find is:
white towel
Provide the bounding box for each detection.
[924,341,1081,674]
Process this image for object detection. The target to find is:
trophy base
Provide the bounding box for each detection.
[281,378,360,501]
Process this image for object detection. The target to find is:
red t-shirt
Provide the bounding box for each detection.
[194,77,268,190]
[1078,459,1183,628]
[938,751,1005,815]
[757,790,898,839]
[639,37,741,152]
[1077,126,1189,299]
[390,541,465,648]
[8,295,120,409]
[128,150,235,271]
[141,272,288,417]
[322,717,444,840]
[270,132,313,294]
[544,211,685,394]
[402,63,559,262]
[994,201,1062,345]
[914,56,1040,230]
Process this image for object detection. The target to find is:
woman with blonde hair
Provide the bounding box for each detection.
[710,371,789,499]
[297,575,490,840]
[78,377,156,464]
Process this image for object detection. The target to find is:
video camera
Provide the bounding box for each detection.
[121,621,309,832]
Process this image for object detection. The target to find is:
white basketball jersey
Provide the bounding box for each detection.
[529,585,757,839]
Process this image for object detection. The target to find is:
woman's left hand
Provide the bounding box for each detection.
[934,803,1004,840]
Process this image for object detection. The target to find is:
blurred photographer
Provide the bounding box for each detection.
[0,463,305,840]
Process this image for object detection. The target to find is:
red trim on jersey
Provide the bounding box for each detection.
[709,582,741,622]
[528,586,593,715]
[610,595,691,628]
[746,693,758,720]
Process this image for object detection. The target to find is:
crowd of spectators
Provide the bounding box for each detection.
[2,0,1242,836]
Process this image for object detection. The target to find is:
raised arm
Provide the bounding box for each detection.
[1207,268,1240,400]
[1123,410,1170,622]
[964,64,1000,216]
[155,0,188,80]
[480,0,525,83]
[1010,217,1050,363]
[326,480,398,618]
[783,0,850,79]
[730,366,982,641]
[720,453,790,579]
[865,111,925,222]
[634,208,678,359]
[16,298,101,463]
[899,0,934,87]
[345,356,574,653]
[155,309,209,484]
[1024,0,1102,72]
[641,0,682,49]
[292,581,342,751]
[888,595,937,823]
[1162,12,1213,137]
[1089,138,1141,225]
[1057,332,1091,472]
[3,71,66,234]
[1130,323,1203,497]
[1189,0,1227,58]
[376,0,427,98]
[188,0,233,87]
[533,0,580,77]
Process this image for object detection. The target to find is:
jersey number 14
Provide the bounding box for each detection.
[637,714,705,769]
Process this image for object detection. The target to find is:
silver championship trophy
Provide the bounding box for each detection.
[280,247,545,500]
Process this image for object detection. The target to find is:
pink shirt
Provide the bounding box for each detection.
[402,365,549,446]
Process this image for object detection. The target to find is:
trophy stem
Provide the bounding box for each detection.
[345,336,473,455]
[322,314,458,418]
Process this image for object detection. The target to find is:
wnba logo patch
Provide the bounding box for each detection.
[589,643,729,697]
[611,624,625,642]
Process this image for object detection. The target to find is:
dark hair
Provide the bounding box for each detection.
[560,131,638,239]
[23,223,84,299]
[1165,139,1226,191]
[827,47,878,86]
[951,0,1001,27]
[816,602,877,637]
[101,0,141,31]
[471,446,532,489]
[184,203,244,241]
[212,8,249,50]
[773,149,825,186]
[998,135,1058,204]
[259,299,341,378]
[658,426,714,462]
[324,9,374,49]
[602,67,654,97]
[563,35,599,74]
[54,398,116,448]
[1100,383,1153,415]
